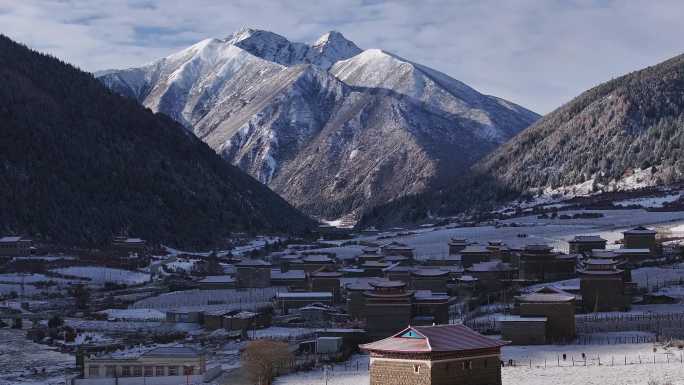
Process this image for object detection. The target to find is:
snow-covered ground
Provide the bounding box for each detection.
[50,266,150,285]
[0,328,76,385]
[312,209,684,260]
[98,308,166,321]
[275,341,684,385]
[131,288,280,311]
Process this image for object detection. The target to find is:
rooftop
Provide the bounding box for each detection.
[271,269,306,280]
[623,226,657,235]
[498,315,547,322]
[570,235,607,243]
[0,236,22,243]
[236,259,271,267]
[516,293,575,303]
[467,260,514,272]
[198,275,235,283]
[360,325,508,353]
[276,292,333,299]
[411,269,450,277]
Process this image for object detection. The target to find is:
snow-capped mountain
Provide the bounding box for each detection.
[97,28,539,220]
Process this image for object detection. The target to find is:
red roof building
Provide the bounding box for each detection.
[360,324,507,385]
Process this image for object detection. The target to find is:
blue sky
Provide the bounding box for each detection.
[1,0,683,113]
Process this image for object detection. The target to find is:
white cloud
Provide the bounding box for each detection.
[1,0,683,113]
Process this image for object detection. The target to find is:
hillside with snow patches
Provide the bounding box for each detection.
[98,28,539,221]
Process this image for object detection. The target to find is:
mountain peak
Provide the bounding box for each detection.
[314,31,352,47]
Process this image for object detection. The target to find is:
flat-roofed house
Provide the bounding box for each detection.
[500,316,548,345]
[411,269,450,292]
[196,275,235,290]
[112,236,147,254]
[622,226,658,255]
[568,235,607,254]
[448,238,468,255]
[275,291,333,314]
[360,324,508,385]
[76,346,206,385]
[466,260,516,290]
[0,236,32,257]
[235,259,272,288]
[309,270,343,301]
[460,245,492,268]
[363,281,415,339]
[512,291,576,343]
[379,242,415,260]
[299,254,336,273]
[579,258,630,312]
[518,244,576,282]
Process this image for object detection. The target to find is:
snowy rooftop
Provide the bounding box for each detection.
[498,315,547,322]
[199,275,235,283]
[276,292,333,299]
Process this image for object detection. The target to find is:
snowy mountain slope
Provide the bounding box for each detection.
[98,28,539,220]
[330,49,538,142]
[228,28,362,70]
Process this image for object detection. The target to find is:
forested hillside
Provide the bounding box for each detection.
[479,53,684,191]
[0,35,312,247]
[360,52,684,228]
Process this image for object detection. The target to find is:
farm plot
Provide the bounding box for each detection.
[50,267,150,285]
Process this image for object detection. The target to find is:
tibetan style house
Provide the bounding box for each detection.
[360,324,508,385]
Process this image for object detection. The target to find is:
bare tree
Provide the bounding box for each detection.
[242,340,293,385]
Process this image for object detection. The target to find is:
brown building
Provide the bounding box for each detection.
[579,262,630,312]
[460,245,493,268]
[411,269,450,292]
[485,241,511,260]
[500,317,548,345]
[299,254,337,273]
[276,291,334,314]
[568,235,607,254]
[196,275,235,290]
[622,226,658,255]
[518,244,576,282]
[111,236,147,254]
[360,325,508,385]
[235,260,272,288]
[513,291,576,343]
[384,265,413,283]
[425,255,461,267]
[448,238,468,255]
[466,260,516,290]
[0,236,32,257]
[363,281,415,339]
[379,242,415,260]
[270,269,307,288]
[309,270,343,301]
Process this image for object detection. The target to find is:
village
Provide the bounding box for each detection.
[3,208,684,385]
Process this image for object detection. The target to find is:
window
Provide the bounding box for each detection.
[132,366,142,377]
[144,366,153,377]
[155,366,165,376]
[168,366,179,376]
[105,366,116,377]
[183,366,195,375]
[121,366,131,377]
[413,364,420,374]
[88,366,99,377]
[401,330,423,339]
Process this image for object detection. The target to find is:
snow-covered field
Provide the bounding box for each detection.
[131,288,280,311]
[98,308,166,321]
[275,341,684,385]
[50,266,150,285]
[0,328,76,385]
[313,209,684,260]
